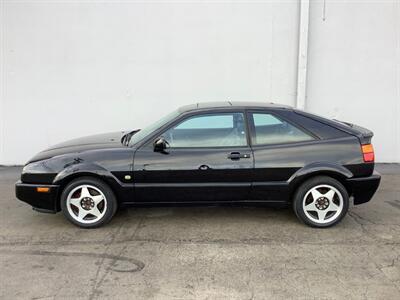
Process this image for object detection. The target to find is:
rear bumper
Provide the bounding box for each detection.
[15,181,60,213]
[346,172,381,205]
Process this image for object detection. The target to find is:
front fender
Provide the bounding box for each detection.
[52,162,133,209]
[52,162,111,185]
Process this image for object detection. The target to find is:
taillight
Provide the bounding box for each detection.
[361,144,374,162]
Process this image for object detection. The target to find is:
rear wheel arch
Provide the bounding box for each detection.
[289,170,352,202]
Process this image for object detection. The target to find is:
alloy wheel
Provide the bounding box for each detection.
[302,184,344,224]
[66,185,107,224]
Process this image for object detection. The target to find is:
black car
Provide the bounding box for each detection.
[16,102,381,228]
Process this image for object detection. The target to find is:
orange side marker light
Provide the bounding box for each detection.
[37,187,50,193]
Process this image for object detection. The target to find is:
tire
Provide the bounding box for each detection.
[293,176,349,228]
[60,177,117,228]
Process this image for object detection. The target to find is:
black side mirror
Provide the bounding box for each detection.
[153,137,169,153]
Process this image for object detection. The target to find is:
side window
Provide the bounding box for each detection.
[251,113,314,145]
[163,113,247,148]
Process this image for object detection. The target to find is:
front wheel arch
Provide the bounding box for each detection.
[55,172,119,212]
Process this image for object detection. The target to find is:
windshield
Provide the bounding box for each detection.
[128,110,180,146]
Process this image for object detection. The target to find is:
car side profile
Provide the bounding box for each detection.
[16,102,381,228]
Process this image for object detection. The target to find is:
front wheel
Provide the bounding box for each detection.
[293,176,349,228]
[60,177,117,228]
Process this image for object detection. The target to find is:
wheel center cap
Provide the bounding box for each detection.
[316,197,329,210]
[80,197,95,210]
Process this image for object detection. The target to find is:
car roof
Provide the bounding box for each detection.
[178,101,292,113]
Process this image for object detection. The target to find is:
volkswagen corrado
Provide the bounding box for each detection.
[16,102,381,228]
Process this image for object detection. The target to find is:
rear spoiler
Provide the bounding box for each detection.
[294,110,374,144]
[332,119,373,144]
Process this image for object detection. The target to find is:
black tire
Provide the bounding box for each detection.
[293,176,349,228]
[60,177,117,228]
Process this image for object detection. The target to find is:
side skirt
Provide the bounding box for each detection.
[120,200,289,208]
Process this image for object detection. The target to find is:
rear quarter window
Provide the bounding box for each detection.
[277,110,349,140]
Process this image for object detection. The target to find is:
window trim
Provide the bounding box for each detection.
[246,109,320,147]
[143,110,251,150]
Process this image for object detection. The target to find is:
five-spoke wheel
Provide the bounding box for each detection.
[61,177,117,228]
[293,176,349,228]
[66,185,107,224]
[302,185,343,224]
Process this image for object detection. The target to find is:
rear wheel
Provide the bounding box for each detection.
[293,176,349,228]
[60,177,117,228]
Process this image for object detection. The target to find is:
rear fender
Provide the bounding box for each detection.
[288,162,354,196]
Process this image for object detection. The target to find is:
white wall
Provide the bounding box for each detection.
[307,0,400,163]
[0,0,300,165]
[0,0,399,164]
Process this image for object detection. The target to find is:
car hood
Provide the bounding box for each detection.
[28,131,129,163]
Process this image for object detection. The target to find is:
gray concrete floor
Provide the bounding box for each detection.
[0,166,399,300]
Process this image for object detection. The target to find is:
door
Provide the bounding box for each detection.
[133,111,254,203]
[247,111,317,202]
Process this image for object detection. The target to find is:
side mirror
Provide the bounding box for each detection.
[153,137,169,153]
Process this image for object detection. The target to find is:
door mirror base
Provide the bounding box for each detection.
[153,137,169,153]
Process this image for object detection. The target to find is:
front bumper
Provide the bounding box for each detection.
[15,181,60,213]
[346,172,381,205]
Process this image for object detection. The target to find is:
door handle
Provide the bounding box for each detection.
[228,152,241,160]
[228,152,251,160]
[199,164,210,170]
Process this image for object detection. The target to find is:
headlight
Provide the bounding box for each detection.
[22,160,53,174]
